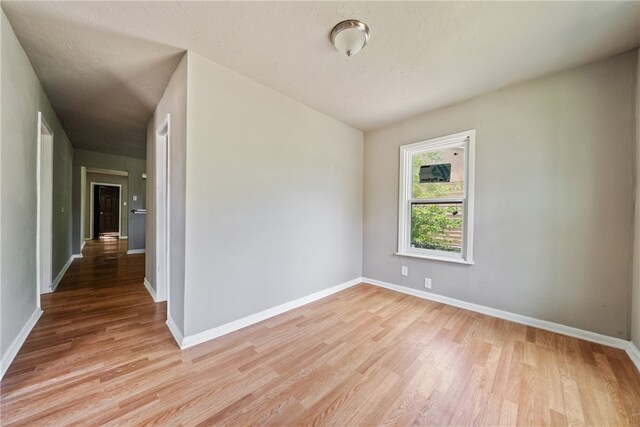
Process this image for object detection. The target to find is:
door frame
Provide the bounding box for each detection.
[36,111,54,301]
[79,166,86,249]
[89,182,122,238]
[155,114,170,303]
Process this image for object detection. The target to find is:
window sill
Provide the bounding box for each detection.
[395,252,474,265]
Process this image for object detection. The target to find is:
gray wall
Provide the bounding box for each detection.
[1,12,73,357]
[363,50,637,340]
[146,53,188,332]
[72,150,146,251]
[84,173,128,239]
[182,52,363,336]
[632,48,640,348]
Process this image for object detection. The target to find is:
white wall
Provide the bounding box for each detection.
[632,48,640,348]
[181,52,363,336]
[363,50,637,340]
[146,53,188,332]
[1,12,73,359]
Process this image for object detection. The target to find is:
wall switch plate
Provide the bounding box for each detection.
[401,266,408,276]
[424,278,432,289]
[132,195,137,201]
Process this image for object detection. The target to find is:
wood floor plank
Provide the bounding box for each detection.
[2,238,640,426]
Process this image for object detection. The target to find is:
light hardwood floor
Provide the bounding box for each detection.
[81,237,128,257]
[1,241,639,426]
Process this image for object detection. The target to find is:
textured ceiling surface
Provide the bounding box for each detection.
[3,1,639,158]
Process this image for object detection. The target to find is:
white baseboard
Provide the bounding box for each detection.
[49,254,82,292]
[166,315,185,349]
[0,307,42,380]
[120,236,128,239]
[126,249,146,255]
[143,277,158,302]
[363,277,630,350]
[175,277,363,349]
[50,256,74,292]
[161,274,640,374]
[627,341,640,373]
[81,240,86,251]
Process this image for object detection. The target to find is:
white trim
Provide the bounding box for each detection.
[364,277,629,350]
[80,166,86,247]
[627,341,640,373]
[394,252,474,265]
[0,308,42,380]
[173,277,363,349]
[156,114,171,304]
[49,254,77,292]
[397,129,475,264]
[36,112,54,307]
[90,182,123,239]
[86,167,128,177]
[127,249,146,255]
[120,236,128,239]
[143,277,158,302]
[166,315,185,349]
[159,274,640,374]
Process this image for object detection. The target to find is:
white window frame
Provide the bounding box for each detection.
[397,129,475,265]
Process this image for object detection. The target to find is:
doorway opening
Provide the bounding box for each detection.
[82,168,129,256]
[90,183,122,239]
[36,112,53,302]
[155,114,170,303]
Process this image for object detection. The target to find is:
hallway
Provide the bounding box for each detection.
[0,240,166,424]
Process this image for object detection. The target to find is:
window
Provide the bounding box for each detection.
[397,130,475,264]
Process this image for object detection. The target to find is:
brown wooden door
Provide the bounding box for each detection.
[98,186,120,234]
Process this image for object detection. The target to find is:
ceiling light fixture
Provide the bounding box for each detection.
[330,19,370,57]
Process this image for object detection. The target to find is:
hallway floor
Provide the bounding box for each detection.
[82,237,128,257]
[1,241,640,425]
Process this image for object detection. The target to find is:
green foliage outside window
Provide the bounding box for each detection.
[411,205,462,252]
[410,152,463,253]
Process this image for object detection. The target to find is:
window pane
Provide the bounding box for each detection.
[412,147,464,199]
[411,202,463,253]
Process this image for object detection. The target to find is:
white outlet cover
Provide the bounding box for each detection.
[424,278,432,288]
[401,266,408,276]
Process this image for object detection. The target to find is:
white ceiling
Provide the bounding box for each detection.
[3,1,639,158]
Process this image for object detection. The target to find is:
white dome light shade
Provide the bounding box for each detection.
[330,20,370,57]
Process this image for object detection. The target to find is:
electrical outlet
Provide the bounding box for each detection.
[424,278,432,289]
[401,266,408,276]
